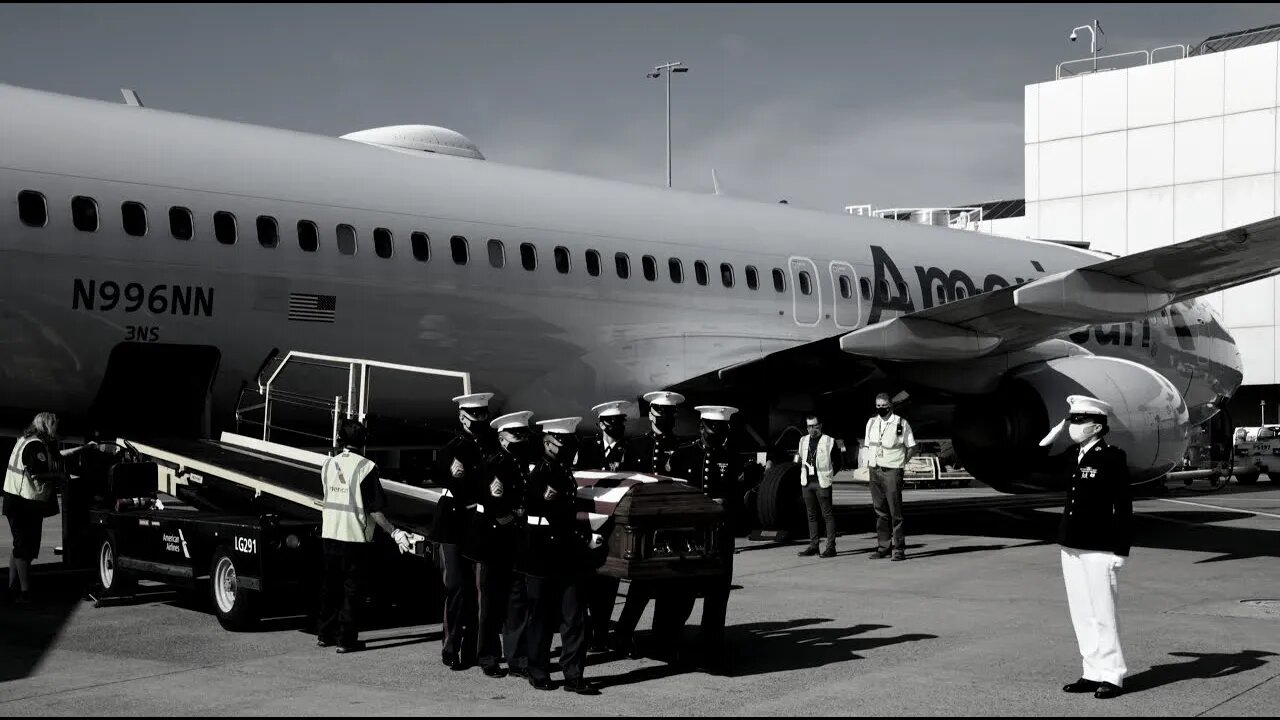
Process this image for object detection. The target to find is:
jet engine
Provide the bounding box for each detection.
[952,355,1190,492]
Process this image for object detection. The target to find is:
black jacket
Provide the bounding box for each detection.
[625,431,685,474]
[670,440,744,509]
[429,430,497,544]
[461,448,528,565]
[575,435,631,473]
[516,457,589,577]
[1058,440,1133,557]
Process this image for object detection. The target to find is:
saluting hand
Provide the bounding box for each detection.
[450,459,465,479]
[490,479,504,497]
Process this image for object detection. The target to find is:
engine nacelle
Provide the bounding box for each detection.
[952,356,1190,492]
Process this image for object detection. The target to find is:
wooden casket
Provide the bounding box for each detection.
[574,471,730,582]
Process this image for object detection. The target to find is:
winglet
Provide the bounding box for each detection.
[712,169,723,196]
[121,89,143,107]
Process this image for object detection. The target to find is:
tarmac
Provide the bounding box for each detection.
[1,478,1277,716]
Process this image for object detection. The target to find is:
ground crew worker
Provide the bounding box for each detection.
[1039,395,1132,700]
[518,417,599,694]
[666,404,744,674]
[317,419,405,653]
[465,410,534,679]
[431,392,498,671]
[573,400,633,653]
[4,412,95,605]
[863,393,916,561]
[611,390,687,657]
[796,415,842,558]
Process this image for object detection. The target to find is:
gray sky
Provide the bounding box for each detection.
[2,3,1276,211]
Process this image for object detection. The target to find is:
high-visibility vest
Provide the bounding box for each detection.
[865,415,911,469]
[321,450,376,543]
[4,437,56,503]
[798,434,836,488]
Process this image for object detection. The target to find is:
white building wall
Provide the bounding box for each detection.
[1026,40,1280,386]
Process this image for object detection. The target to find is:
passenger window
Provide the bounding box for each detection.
[745,265,759,290]
[298,220,319,252]
[859,277,871,300]
[214,211,236,245]
[956,286,967,300]
[121,201,148,237]
[72,196,99,232]
[18,190,47,227]
[257,215,279,248]
[585,249,601,276]
[411,232,430,261]
[936,285,946,304]
[772,268,785,293]
[520,242,537,271]
[695,261,709,286]
[642,255,657,281]
[879,280,890,301]
[720,263,734,288]
[374,227,393,258]
[839,276,852,299]
[615,252,630,279]
[554,246,571,273]
[488,239,505,268]
[451,235,469,265]
[336,224,357,255]
[669,258,684,283]
[170,207,194,240]
[799,271,813,296]
[897,282,908,300]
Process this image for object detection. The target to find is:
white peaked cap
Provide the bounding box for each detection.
[452,392,494,409]
[536,417,582,434]
[643,390,685,407]
[491,410,534,431]
[591,400,632,418]
[695,405,739,422]
[1067,395,1113,417]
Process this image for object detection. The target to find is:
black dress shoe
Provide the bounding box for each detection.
[481,664,508,678]
[529,676,555,691]
[442,652,460,668]
[870,549,890,559]
[1094,682,1123,699]
[797,545,819,557]
[336,640,366,654]
[562,677,600,695]
[1062,678,1101,693]
[820,546,837,558]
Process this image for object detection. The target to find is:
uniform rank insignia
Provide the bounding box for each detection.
[1081,467,1097,478]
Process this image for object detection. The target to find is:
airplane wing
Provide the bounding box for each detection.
[839,215,1280,361]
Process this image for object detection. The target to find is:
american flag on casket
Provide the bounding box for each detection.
[571,469,682,531]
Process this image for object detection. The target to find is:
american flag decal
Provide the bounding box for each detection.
[288,293,337,323]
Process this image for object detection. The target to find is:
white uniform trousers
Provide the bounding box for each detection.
[1060,547,1127,686]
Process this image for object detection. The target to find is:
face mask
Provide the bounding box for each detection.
[876,407,890,418]
[602,421,626,440]
[1068,422,1098,444]
[503,438,530,456]
[653,414,675,433]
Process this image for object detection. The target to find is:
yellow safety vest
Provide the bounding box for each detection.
[798,434,836,488]
[4,437,56,503]
[321,451,376,543]
[865,415,911,469]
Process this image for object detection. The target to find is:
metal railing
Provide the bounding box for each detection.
[249,351,471,446]
[1055,42,1192,80]
[847,205,984,231]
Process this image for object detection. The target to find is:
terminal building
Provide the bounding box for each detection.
[850,23,1280,430]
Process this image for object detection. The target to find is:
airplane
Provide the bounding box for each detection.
[1,81,1276,518]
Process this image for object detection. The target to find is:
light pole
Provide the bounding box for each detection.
[1069,20,1104,73]
[646,61,688,188]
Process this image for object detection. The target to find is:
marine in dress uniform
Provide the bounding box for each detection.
[611,390,688,657]
[573,400,634,653]
[517,417,599,694]
[430,392,498,671]
[463,410,534,679]
[665,404,743,673]
[1039,395,1133,700]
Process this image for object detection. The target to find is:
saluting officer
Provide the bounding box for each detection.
[464,410,534,679]
[574,400,634,653]
[517,417,599,694]
[611,390,688,656]
[666,404,744,673]
[1039,395,1133,700]
[430,392,498,671]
